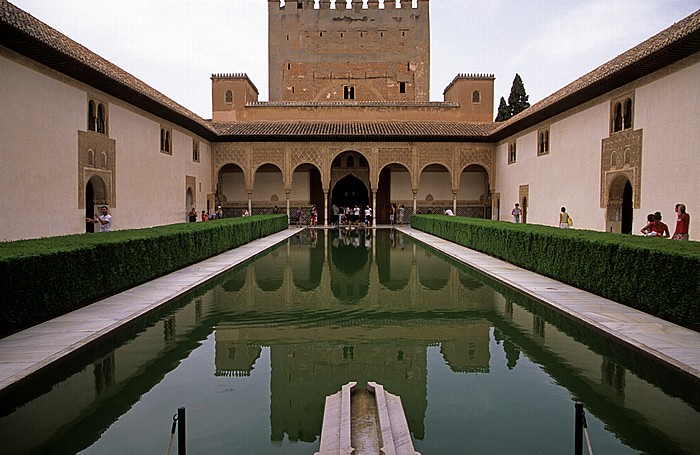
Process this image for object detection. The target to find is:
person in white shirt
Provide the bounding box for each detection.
[444,208,455,216]
[87,206,112,232]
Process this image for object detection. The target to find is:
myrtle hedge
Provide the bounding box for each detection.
[0,215,288,336]
[411,215,700,331]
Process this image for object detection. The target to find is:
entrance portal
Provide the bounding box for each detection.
[332,174,369,212]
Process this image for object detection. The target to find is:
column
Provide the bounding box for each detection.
[286,191,291,225]
[372,191,377,228]
[247,192,252,216]
[324,190,329,227]
[453,192,457,214]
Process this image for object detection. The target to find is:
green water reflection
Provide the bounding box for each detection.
[1,229,698,454]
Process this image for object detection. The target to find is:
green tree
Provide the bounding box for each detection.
[507,73,530,117]
[495,97,510,122]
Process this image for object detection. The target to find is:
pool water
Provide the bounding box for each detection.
[1,229,698,454]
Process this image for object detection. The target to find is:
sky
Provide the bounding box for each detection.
[9,0,700,119]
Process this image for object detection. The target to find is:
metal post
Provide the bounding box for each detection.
[574,402,584,455]
[178,406,186,455]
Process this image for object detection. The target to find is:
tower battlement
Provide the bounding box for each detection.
[268,0,430,102]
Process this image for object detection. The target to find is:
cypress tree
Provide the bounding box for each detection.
[495,97,510,122]
[507,73,530,117]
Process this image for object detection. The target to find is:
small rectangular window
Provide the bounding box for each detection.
[508,142,517,164]
[399,82,406,94]
[344,85,355,100]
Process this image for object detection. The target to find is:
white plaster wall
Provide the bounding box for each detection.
[290,172,311,201]
[634,61,700,239]
[109,107,213,226]
[495,103,608,230]
[252,171,285,202]
[220,171,247,203]
[457,170,487,200]
[495,58,700,239]
[0,53,213,239]
[0,55,84,240]
[390,171,413,200]
[417,169,452,201]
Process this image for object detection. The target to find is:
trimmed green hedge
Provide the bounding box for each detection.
[0,215,288,336]
[411,215,700,330]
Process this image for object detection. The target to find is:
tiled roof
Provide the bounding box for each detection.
[491,8,700,140]
[210,121,497,141]
[2,2,699,143]
[0,1,218,139]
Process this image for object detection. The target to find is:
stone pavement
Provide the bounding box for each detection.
[397,226,700,381]
[0,228,301,395]
[1,226,699,397]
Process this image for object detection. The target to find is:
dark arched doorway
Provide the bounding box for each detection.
[85,175,108,233]
[86,181,95,233]
[607,175,633,233]
[332,174,369,211]
[621,181,633,234]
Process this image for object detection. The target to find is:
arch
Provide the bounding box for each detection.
[329,229,370,300]
[417,163,452,214]
[377,162,411,224]
[472,90,480,103]
[613,102,623,132]
[218,163,247,212]
[253,250,284,292]
[292,233,324,291]
[607,174,633,234]
[331,173,370,210]
[252,163,284,215]
[623,98,633,130]
[417,250,449,290]
[457,164,491,218]
[96,103,106,134]
[376,232,410,291]
[291,163,324,222]
[185,186,195,220]
[88,100,96,131]
[85,175,108,233]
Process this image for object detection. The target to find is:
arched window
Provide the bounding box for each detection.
[347,155,355,167]
[613,102,623,132]
[225,90,233,104]
[160,128,166,151]
[96,104,106,134]
[165,131,171,153]
[88,100,96,131]
[538,129,549,155]
[472,90,481,103]
[623,98,633,130]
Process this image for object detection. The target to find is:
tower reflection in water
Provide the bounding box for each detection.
[214,228,494,442]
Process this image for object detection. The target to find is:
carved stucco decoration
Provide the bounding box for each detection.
[377,147,412,179]
[459,146,495,189]
[78,130,116,208]
[600,129,643,208]
[417,146,455,189]
[214,143,247,173]
[290,147,325,190]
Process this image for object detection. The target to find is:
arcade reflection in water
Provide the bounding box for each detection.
[1,229,699,454]
[215,228,495,442]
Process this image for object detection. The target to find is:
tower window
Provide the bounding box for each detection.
[225,90,233,104]
[344,85,355,100]
[472,90,481,104]
[399,82,406,93]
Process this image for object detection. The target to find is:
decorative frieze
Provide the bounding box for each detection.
[600,129,643,208]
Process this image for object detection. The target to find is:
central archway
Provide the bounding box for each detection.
[331,174,369,211]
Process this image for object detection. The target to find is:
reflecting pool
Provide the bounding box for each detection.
[1,229,699,454]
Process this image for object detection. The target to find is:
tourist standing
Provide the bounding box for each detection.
[390,203,396,226]
[398,204,405,225]
[296,207,303,227]
[188,208,197,222]
[559,207,571,228]
[512,203,521,223]
[672,203,690,240]
[86,206,112,232]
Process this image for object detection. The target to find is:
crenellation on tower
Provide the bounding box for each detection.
[268,0,430,102]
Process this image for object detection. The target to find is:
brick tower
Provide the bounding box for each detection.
[267,0,430,102]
